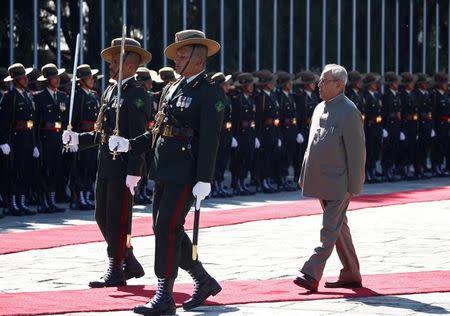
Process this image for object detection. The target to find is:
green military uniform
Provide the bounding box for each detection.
[129,71,224,277]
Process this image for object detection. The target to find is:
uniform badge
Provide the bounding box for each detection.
[176,96,192,109]
[135,98,144,109]
[215,100,224,112]
[60,102,66,112]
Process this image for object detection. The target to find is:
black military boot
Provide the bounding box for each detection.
[124,246,145,280]
[76,191,91,211]
[240,180,255,195]
[134,278,176,315]
[89,257,126,288]
[261,179,275,193]
[9,195,24,216]
[37,193,54,213]
[18,194,36,215]
[182,261,222,311]
[47,192,65,212]
[85,191,95,209]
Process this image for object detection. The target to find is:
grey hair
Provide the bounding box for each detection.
[322,64,348,85]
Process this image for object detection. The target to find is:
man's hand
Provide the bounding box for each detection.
[109,135,130,153]
[382,129,389,138]
[255,137,261,149]
[62,130,79,145]
[431,129,436,138]
[32,147,40,158]
[296,133,304,144]
[0,143,11,155]
[192,181,211,209]
[277,139,282,148]
[125,175,141,195]
[231,137,238,148]
[399,132,406,141]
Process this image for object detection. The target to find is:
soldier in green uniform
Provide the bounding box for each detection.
[108,29,224,315]
[62,38,151,287]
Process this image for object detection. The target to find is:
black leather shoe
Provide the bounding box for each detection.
[293,273,318,292]
[134,278,176,315]
[89,258,126,288]
[182,262,222,310]
[324,280,362,288]
[124,246,145,280]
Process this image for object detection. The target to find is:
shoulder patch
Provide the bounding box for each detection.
[135,98,144,109]
[215,100,224,112]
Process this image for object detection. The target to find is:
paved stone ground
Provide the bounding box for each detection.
[1,178,450,315]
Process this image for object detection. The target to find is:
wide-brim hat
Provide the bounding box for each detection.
[254,70,277,86]
[414,73,431,85]
[59,72,73,88]
[433,72,450,85]
[92,69,104,80]
[101,37,152,66]
[234,72,258,86]
[4,63,33,82]
[399,72,416,85]
[37,63,65,82]
[211,72,232,84]
[76,64,99,80]
[382,71,401,84]
[27,68,41,84]
[347,71,363,84]
[276,71,294,86]
[294,71,319,85]
[362,72,381,86]
[136,67,155,82]
[0,67,9,82]
[165,29,220,60]
[154,67,180,83]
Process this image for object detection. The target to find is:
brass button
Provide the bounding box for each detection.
[182,147,186,151]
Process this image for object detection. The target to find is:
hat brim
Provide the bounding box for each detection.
[234,77,259,87]
[294,74,319,85]
[101,46,152,66]
[76,69,99,81]
[37,68,66,82]
[4,67,33,82]
[164,38,220,60]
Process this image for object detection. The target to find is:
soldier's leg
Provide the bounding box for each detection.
[301,196,351,282]
[94,178,108,240]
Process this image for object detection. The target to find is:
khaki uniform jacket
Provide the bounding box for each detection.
[300,93,366,200]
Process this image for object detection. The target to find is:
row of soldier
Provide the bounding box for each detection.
[1,62,450,218]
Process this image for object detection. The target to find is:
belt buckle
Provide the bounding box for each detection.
[26,120,34,129]
[274,119,280,127]
[226,122,232,130]
[376,116,382,123]
[250,121,256,128]
[428,113,432,120]
[413,114,418,121]
[292,118,297,125]
[55,122,62,129]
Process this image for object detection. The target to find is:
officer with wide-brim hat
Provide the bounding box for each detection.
[136,67,157,83]
[415,73,432,85]
[362,72,381,86]
[382,72,401,85]
[234,72,258,86]
[294,71,319,85]
[211,72,232,85]
[432,72,450,86]
[399,72,416,85]
[76,64,99,81]
[37,63,65,82]
[276,71,294,87]
[4,63,33,82]
[154,67,179,84]
[101,38,152,66]
[347,71,363,85]
[254,69,277,86]
[164,29,220,60]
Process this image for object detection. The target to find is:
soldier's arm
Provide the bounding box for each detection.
[0,93,11,144]
[196,84,225,183]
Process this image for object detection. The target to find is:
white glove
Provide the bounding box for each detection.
[431,129,436,138]
[277,138,282,148]
[68,144,79,153]
[62,130,79,145]
[382,129,389,138]
[400,132,406,141]
[32,147,40,158]
[109,135,130,153]
[125,175,141,195]
[231,137,238,148]
[296,133,304,144]
[255,137,261,149]
[0,143,11,155]
[192,181,211,209]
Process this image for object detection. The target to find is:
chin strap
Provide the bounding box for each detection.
[178,45,198,76]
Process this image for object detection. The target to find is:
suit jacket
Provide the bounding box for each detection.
[299,93,366,200]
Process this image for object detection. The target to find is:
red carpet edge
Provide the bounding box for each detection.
[1,270,449,316]
[1,186,449,255]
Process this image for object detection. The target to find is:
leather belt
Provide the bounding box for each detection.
[264,118,280,127]
[161,125,194,139]
[419,112,433,121]
[241,120,255,129]
[41,121,62,132]
[13,120,34,130]
[282,118,297,126]
[366,116,382,124]
[79,120,96,132]
[404,114,418,121]
[439,115,450,122]
[388,112,401,120]
[223,121,232,130]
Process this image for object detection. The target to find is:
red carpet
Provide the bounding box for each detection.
[1,186,449,255]
[1,270,449,316]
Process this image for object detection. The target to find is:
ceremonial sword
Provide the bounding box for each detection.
[192,198,201,261]
[64,33,81,151]
[111,24,127,160]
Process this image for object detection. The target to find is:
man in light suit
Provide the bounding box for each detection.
[294,64,366,292]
